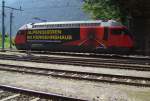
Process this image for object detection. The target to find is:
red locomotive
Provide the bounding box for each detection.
[15,20,134,53]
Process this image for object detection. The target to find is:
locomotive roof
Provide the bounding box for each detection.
[19,20,123,30]
[33,20,102,25]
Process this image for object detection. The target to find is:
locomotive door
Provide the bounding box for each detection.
[108,27,123,48]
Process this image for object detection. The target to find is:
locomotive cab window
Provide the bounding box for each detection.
[111,29,122,35]
[17,30,24,35]
[123,29,134,39]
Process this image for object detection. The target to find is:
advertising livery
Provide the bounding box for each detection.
[15,20,134,53]
[27,28,80,43]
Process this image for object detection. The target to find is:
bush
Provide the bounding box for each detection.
[82,0,127,22]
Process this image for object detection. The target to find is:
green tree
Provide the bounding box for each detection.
[83,0,127,22]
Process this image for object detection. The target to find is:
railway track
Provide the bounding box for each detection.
[3,49,150,58]
[0,54,149,72]
[0,85,85,101]
[3,49,150,60]
[0,64,150,87]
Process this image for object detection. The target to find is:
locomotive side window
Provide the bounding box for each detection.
[103,27,109,41]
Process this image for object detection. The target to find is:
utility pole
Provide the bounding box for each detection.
[9,11,13,49]
[1,1,23,50]
[2,0,5,51]
[8,8,23,50]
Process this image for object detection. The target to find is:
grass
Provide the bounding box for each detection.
[0,36,15,49]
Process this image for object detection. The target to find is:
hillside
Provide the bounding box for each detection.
[0,0,90,36]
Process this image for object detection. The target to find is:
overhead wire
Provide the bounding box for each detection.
[1,0,85,19]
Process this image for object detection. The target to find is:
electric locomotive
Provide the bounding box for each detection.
[15,20,134,53]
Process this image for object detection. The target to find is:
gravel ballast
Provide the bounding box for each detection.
[0,70,150,101]
[0,60,150,78]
